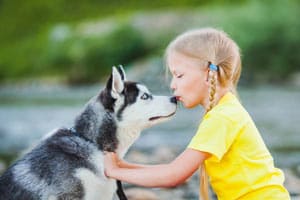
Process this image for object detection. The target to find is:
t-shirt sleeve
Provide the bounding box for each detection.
[188,113,239,161]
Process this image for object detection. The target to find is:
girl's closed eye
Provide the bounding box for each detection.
[176,74,183,78]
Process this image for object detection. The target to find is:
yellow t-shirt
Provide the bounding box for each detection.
[188,92,290,200]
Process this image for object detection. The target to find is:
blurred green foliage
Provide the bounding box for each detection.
[0,0,299,84]
[0,0,214,83]
[42,24,147,83]
[219,0,300,83]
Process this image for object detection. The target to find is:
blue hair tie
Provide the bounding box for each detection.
[209,63,219,71]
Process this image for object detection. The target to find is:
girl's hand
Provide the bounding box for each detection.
[104,152,119,177]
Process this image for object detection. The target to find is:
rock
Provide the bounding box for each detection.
[126,150,149,164]
[126,146,179,164]
[152,146,177,163]
[283,169,300,196]
[125,188,159,200]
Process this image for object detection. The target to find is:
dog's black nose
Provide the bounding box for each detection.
[170,96,177,104]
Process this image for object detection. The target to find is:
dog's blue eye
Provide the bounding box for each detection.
[141,93,151,100]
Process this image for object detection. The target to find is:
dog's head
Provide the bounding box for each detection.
[100,65,177,130]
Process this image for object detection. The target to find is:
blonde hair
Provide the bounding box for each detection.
[165,28,242,200]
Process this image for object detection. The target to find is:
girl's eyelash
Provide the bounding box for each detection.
[177,74,183,78]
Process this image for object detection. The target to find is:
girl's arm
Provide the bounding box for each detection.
[114,157,148,169]
[104,148,210,188]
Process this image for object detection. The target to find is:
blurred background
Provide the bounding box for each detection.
[0,0,299,199]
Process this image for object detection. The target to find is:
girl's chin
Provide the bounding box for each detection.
[182,101,200,109]
[181,101,193,108]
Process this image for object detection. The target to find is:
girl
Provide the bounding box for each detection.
[104,28,290,200]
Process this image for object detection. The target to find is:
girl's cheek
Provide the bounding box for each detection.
[170,78,175,90]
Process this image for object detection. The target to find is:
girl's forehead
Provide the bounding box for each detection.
[169,65,185,75]
[167,51,203,73]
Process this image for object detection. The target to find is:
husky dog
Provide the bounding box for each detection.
[0,66,177,200]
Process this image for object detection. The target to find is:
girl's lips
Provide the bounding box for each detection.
[175,96,181,101]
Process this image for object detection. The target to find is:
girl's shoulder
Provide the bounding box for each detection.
[206,93,251,125]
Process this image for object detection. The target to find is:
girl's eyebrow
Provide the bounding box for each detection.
[170,69,177,76]
[173,69,184,76]
[172,68,182,75]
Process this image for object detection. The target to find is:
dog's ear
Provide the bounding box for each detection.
[117,65,126,81]
[110,66,125,98]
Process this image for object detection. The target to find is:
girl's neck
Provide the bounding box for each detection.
[204,87,230,111]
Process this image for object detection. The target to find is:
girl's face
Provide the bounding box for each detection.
[167,51,209,108]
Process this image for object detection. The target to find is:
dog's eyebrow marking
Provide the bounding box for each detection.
[116,82,139,120]
[137,84,151,94]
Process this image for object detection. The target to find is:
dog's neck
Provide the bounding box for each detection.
[74,101,141,156]
[74,100,118,151]
[115,126,141,158]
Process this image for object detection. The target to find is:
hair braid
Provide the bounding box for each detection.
[200,165,210,200]
[207,69,218,112]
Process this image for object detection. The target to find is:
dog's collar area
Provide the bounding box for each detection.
[69,127,93,143]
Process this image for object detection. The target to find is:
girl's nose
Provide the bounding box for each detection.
[170,78,176,91]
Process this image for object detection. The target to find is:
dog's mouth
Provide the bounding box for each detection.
[149,112,176,121]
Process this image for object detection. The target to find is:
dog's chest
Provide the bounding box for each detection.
[74,150,116,200]
[75,168,116,200]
